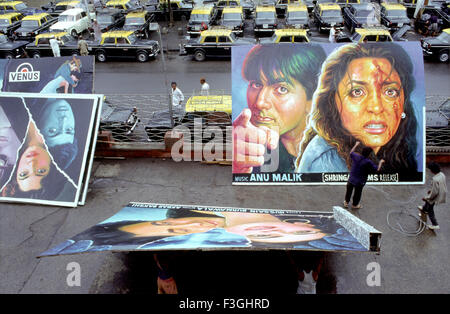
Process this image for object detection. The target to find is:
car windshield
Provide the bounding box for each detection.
[58,14,76,22]
[436,31,450,43]
[287,11,307,19]
[16,3,27,10]
[55,5,68,11]
[387,9,407,18]
[0,19,10,26]
[223,13,241,21]
[21,20,39,27]
[127,33,137,43]
[97,15,113,23]
[322,10,341,17]
[190,14,209,22]
[257,12,275,19]
[125,17,144,25]
[0,35,7,43]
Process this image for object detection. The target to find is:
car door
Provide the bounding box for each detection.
[217,35,232,56]
[101,36,117,56]
[203,35,217,56]
[116,36,134,57]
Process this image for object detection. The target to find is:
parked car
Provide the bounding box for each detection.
[95,8,126,33]
[180,28,256,61]
[100,101,140,141]
[275,0,301,17]
[214,0,255,19]
[90,30,160,62]
[13,12,57,41]
[285,3,309,29]
[259,28,310,43]
[186,6,218,36]
[105,0,143,13]
[380,3,410,32]
[0,33,28,58]
[254,5,278,36]
[123,10,154,38]
[313,3,345,33]
[343,26,394,42]
[25,31,78,58]
[147,0,194,21]
[414,6,449,35]
[49,8,91,38]
[0,1,43,16]
[0,12,24,38]
[343,3,380,33]
[219,6,245,36]
[43,0,85,17]
[335,0,365,7]
[421,28,449,62]
[303,0,333,12]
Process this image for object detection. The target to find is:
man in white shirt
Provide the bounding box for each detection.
[329,26,336,43]
[200,78,210,96]
[171,82,184,107]
[49,36,60,57]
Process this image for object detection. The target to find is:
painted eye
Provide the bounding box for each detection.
[350,88,365,97]
[385,89,399,98]
[276,86,289,94]
[250,81,262,89]
[18,171,28,178]
[37,168,47,175]
[48,128,57,135]
[66,127,74,133]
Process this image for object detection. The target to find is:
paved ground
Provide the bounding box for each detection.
[1,157,449,294]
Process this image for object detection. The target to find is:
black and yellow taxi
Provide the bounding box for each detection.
[25,31,78,58]
[105,0,143,12]
[380,3,410,32]
[285,3,309,29]
[259,28,310,43]
[349,27,394,42]
[0,1,42,16]
[154,0,194,20]
[187,6,218,36]
[313,3,344,33]
[13,12,57,40]
[90,30,160,62]
[335,0,361,7]
[0,33,28,58]
[95,8,126,33]
[254,5,278,36]
[123,11,154,39]
[180,28,256,61]
[421,28,450,63]
[215,0,254,19]
[275,0,301,17]
[219,6,245,36]
[0,12,23,37]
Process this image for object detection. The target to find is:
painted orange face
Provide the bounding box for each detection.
[335,57,405,153]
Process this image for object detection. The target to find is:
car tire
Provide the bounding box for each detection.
[32,51,41,58]
[4,53,14,59]
[96,51,107,62]
[194,49,206,62]
[137,51,148,62]
[438,50,449,63]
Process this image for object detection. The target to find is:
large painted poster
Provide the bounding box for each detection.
[39,202,381,257]
[232,43,425,185]
[0,56,94,94]
[0,93,101,207]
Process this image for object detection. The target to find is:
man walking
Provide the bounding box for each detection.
[344,141,384,209]
[171,82,184,107]
[49,36,60,57]
[418,162,447,230]
[78,36,89,56]
[200,77,210,96]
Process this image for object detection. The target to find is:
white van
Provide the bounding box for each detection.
[50,8,90,37]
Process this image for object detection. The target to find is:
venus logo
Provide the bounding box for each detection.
[8,63,40,82]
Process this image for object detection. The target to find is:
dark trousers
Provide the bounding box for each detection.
[422,201,438,226]
[345,182,364,206]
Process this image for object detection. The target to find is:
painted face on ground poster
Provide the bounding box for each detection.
[39,202,371,257]
[0,93,100,207]
[232,43,425,184]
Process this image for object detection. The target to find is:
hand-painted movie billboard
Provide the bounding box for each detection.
[0,93,101,207]
[232,43,425,184]
[39,202,381,257]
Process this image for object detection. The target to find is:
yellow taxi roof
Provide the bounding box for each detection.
[35,31,68,39]
[318,3,341,10]
[218,0,241,3]
[126,11,147,18]
[102,30,134,38]
[355,27,391,35]
[185,95,232,114]
[275,28,308,36]
[381,3,406,10]
[200,28,232,37]
[22,13,51,20]
[256,6,276,12]
[191,6,213,14]
[443,28,450,34]
[222,6,243,14]
[287,4,307,11]
[106,0,130,5]
[57,1,81,5]
[0,12,22,19]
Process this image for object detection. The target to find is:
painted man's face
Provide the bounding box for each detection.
[39,100,75,147]
[0,106,21,169]
[335,57,405,153]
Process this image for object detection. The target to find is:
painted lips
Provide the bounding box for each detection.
[363,121,387,134]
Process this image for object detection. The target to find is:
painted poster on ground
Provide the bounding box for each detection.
[232,43,425,184]
[38,202,381,257]
[0,93,101,207]
[0,56,94,94]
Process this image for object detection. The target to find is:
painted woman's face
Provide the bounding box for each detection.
[335,57,405,153]
[120,217,226,237]
[39,100,75,147]
[225,222,326,244]
[16,143,51,192]
[247,72,311,137]
[0,106,21,168]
